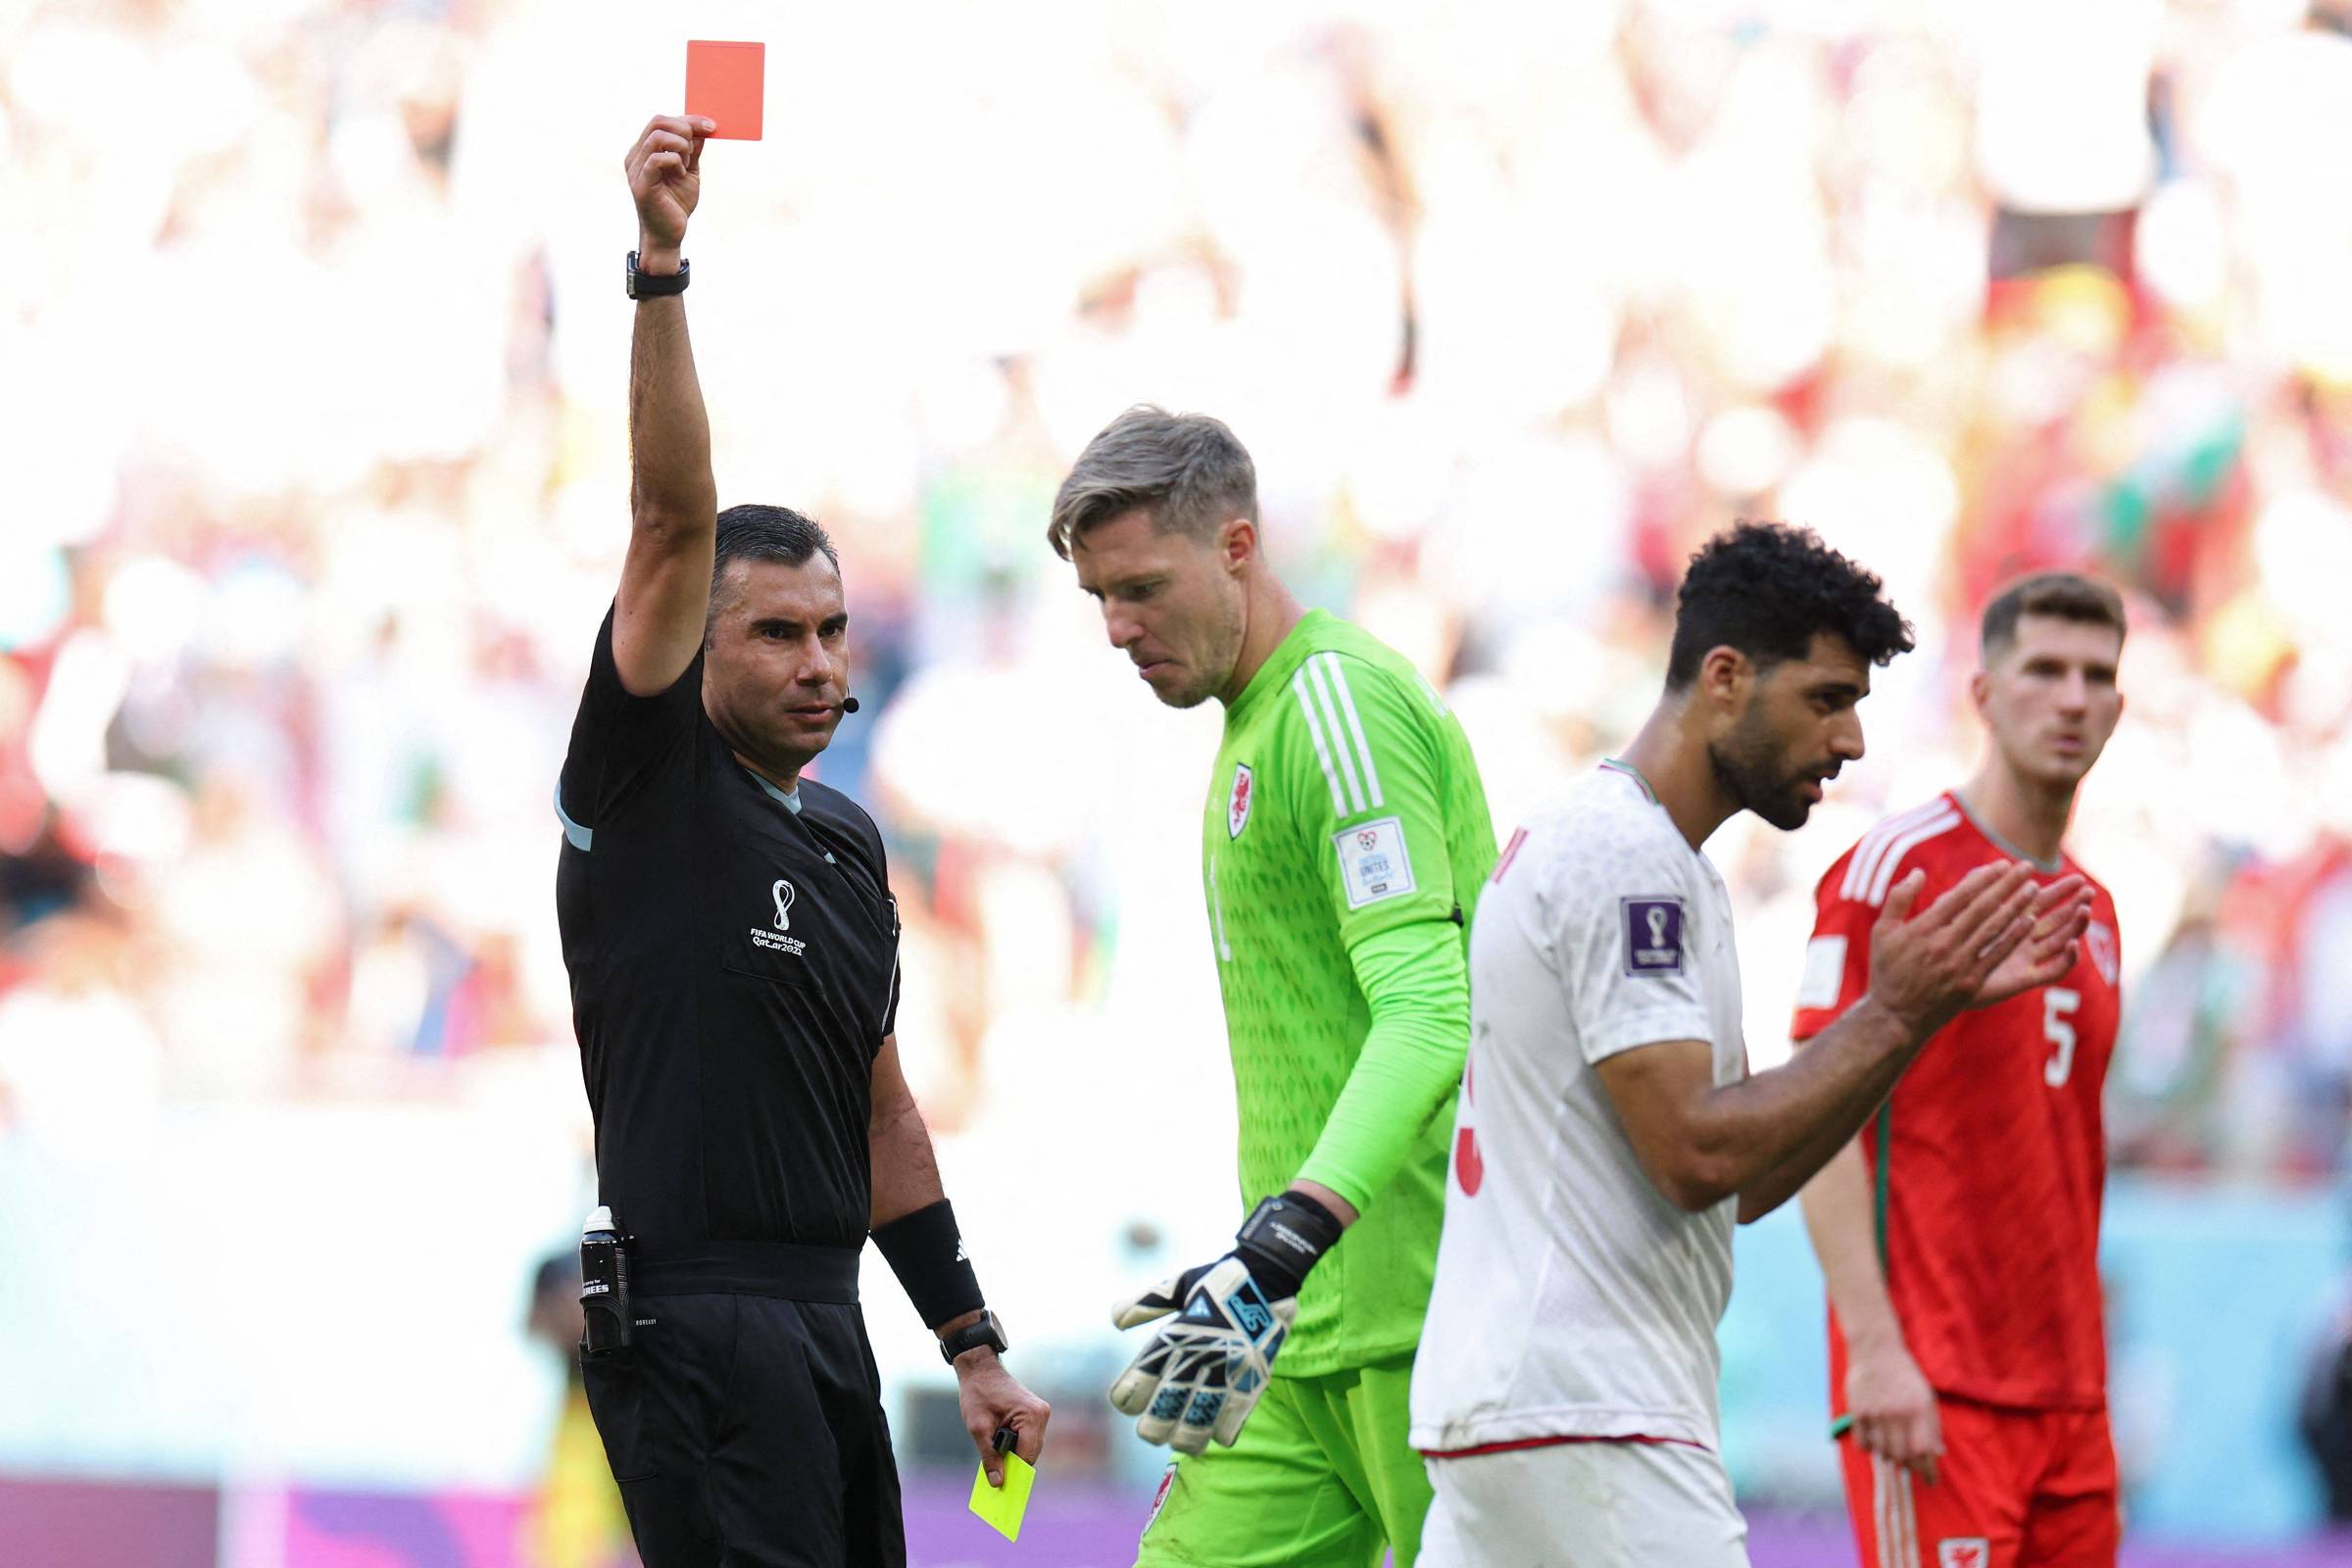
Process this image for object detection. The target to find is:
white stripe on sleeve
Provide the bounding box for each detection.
[1862,809,1961,907]
[1842,799,1949,903]
[1319,654,1385,809]
[1291,672,1349,813]
[1305,658,1368,814]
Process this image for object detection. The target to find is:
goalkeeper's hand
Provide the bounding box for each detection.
[1107,1192,1345,1453]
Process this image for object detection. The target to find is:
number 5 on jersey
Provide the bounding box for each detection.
[2042,987,2081,1087]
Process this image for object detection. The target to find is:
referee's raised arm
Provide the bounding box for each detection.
[615,114,719,697]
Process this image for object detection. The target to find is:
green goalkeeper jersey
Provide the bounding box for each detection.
[1200,610,1497,1376]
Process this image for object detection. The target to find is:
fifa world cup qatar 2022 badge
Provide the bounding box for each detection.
[1621,896,1686,977]
[1228,762,1252,839]
[751,877,807,956]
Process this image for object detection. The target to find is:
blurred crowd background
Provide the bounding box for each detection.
[5,0,2352,1562]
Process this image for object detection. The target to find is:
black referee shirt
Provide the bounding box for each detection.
[555,609,901,1253]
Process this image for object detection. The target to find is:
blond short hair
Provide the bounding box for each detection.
[1047,406,1258,561]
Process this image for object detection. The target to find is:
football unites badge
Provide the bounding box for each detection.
[1332,815,1415,908]
[1228,763,1253,839]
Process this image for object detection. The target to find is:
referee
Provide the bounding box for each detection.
[553,113,1049,1567]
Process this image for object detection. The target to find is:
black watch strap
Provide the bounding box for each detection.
[626,250,690,299]
[940,1309,1007,1364]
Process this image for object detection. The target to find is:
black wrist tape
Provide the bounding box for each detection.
[1233,1191,1346,1301]
[871,1199,984,1331]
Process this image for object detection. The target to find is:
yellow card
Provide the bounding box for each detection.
[967,1449,1036,1542]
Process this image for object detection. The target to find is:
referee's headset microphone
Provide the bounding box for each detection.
[839,696,860,714]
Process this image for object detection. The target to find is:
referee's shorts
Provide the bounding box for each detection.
[581,1244,903,1568]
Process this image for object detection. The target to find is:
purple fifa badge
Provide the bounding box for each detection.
[1622,897,1686,977]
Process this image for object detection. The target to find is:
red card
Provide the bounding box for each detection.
[686,40,763,141]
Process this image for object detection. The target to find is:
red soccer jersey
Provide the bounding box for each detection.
[1791,793,2122,1412]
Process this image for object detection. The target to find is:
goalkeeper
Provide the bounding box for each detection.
[1047,406,1497,1567]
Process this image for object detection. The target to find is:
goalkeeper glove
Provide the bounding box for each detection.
[1107,1192,1345,1453]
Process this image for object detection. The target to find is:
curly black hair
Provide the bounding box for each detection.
[1665,521,1915,690]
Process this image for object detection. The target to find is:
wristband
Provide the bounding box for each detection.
[626,250,691,299]
[871,1199,984,1330]
[1233,1190,1346,1300]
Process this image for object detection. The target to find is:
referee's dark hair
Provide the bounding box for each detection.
[1665,521,1915,691]
[708,504,840,635]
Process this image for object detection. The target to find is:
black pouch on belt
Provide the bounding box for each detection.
[579,1204,635,1357]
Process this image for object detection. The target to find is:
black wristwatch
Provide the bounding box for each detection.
[940,1309,1008,1365]
[626,250,690,299]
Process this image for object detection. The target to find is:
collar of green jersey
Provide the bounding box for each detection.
[1225,609,1336,725]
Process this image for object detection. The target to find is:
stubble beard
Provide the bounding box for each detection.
[706,664,830,777]
[1157,594,1248,710]
[1710,705,1811,832]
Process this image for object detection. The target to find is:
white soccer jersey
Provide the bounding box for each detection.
[1409,762,1749,1455]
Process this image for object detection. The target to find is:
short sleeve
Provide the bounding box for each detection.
[872,839,903,1045]
[1790,854,1879,1044]
[1275,652,1462,950]
[1553,835,1714,1064]
[558,605,705,832]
